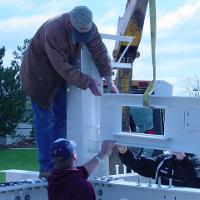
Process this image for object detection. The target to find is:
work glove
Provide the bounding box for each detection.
[104,76,119,93]
[171,152,186,161]
[89,78,102,96]
[108,83,119,93]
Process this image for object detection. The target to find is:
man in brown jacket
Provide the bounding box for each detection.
[20,6,118,178]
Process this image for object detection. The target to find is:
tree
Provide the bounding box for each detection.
[0,40,30,137]
[179,75,200,97]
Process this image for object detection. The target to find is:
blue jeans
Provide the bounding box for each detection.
[31,86,67,172]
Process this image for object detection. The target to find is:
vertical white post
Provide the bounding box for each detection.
[115,164,119,175]
[67,46,109,178]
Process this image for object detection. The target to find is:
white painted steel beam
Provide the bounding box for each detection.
[100,33,133,42]
[115,0,138,41]
[0,179,48,200]
[92,175,200,200]
[1,169,39,182]
[111,62,132,69]
[101,33,133,69]
[67,47,109,178]
[101,93,200,154]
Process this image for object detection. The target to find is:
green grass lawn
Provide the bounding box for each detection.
[0,148,39,182]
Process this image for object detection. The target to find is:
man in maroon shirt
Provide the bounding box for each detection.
[48,138,114,200]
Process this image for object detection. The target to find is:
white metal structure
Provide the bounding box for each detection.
[100,93,200,155]
[101,33,133,69]
[0,179,48,200]
[1,34,200,199]
[67,34,136,178]
[92,174,200,200]
[1,170,39,182]
[0,33,134,200]
[114,0,138,51]
[152,80,173,96]
[66,45,109,178]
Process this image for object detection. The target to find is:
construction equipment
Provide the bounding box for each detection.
[114,0,149,129]
[110,0,155,174]
[1,1,200,200]
[113,0,149,63]
[1,36,200,200]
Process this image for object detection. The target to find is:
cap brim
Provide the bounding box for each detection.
[69,140,77,149]
[51,138,77,160]
[73,27,93,43]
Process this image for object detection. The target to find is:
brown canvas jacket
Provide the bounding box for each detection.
[20,13,112,108]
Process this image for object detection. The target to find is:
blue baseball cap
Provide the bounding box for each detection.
[50,138,76,160]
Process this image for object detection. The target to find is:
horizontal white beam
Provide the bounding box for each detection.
[114,132,171,150]
[100,93,200,154]
[92,176,200,200]
[111,61,132,69]
[100,33,133,42]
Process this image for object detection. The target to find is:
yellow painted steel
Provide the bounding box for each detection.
[121,18,142,47]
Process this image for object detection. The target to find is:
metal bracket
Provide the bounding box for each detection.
[100,33,133,69]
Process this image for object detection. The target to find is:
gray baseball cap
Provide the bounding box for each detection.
[69,6,94,42]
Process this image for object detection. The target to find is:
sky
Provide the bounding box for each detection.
[0,0,200,95]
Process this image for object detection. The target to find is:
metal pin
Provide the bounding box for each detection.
[137,177,141,185]
[115,164,119,175]
[157,177,161,187]
[169,178,173,187]
[148,178,152,187]
[123,165,127,174]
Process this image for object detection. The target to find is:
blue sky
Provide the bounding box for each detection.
[0,0,200,95]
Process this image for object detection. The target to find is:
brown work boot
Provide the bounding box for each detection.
[39,171,50,179]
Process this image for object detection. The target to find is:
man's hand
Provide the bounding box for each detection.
[83,140,114,176]
[89,78,102,96]
[98,140,114,159]
[116,145,128,154]
[108,83,119,93]
[172,151,186,161]
[104,76,119,93]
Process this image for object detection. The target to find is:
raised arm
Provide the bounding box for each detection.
[117,145,158,178]
[83,140,114,176]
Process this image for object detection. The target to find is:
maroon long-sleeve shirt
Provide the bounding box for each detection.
[48,166,96,200]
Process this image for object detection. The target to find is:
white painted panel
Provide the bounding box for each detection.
[101,93,200,154]
[67,46,108,177]
[92,176,200,200]
[185,109,200,131]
